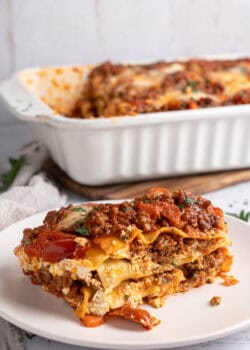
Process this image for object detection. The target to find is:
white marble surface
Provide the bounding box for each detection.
[0,123,250,350]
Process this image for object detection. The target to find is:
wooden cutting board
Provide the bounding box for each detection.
[42,158,250,200]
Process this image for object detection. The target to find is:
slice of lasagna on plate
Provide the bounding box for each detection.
[14,187,232,330]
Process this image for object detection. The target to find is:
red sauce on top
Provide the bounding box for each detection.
[108,304,160,330]
[24,229,76,263]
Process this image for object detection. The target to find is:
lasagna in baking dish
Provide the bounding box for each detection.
[15,188,232,329]
[73,58,250,118]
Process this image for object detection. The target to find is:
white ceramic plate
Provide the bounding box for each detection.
[0,211,249,349]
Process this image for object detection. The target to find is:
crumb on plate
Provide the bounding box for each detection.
[220,274,239,287]
[210,296,222,306]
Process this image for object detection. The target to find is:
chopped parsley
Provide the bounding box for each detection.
[25,332,36,339]
[93,206,100,211]
[226,210,250,222]
[204,77,210,85]
[90,207,100,213]
[75,226,89,237]
[24,239,33,246]
[87,206,100,219]
[237,91,244,97]
[178,197,199,209]
[186,80,198,91]
[0,155,25,192]
[71,207,87,213]
[120,207,128,212]
[241,66,248,74]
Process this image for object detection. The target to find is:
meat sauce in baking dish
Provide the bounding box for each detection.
[14,188,235,330]
[69,58,250,118]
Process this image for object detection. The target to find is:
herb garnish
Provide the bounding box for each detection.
[204,77,210,85]
[120,207,128,212]
[186,80,198,91]
[184,198,195,205]
[0,155,25,192]
[241,66,248,74]
[24,239,33,246]
[25,332,36,339]
[87,207,100,219]
[226,210,250,222]
[71,207,87,213]
[178,197,199,209]
[75,226,89,237]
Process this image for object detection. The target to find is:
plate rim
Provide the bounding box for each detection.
[0,210,249,349]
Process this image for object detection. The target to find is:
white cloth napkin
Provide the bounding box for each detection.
[0,142,66,231]
[0,142,66,349]
[0,174,66,231]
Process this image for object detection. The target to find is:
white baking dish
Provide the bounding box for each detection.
[0,60,250,185]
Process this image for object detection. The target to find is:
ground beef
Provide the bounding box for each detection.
[232,89,250,104]
[130,239,148,259]
[177,248,228,292]
[82,188,223,239]
[151,235,178,264]
[130,231,221,267]
[25,266,101,307]
[210,296,222,306]
[26,267,79,296]
[73,58,250,119]
[181,248,226,280]
[44,205,72,228]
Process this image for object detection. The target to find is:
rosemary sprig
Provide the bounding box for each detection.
[0,155,25,192]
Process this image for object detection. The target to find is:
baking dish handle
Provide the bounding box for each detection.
[0,75,54,123]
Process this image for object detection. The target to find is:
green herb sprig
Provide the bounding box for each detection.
[226,210,250,222]
[25,332,36,339]
[71,207,87,213]
[178,197,199,209]
[120,207,128,212]
[0,156,25,192]
[186,80,198,91]
[75,226,89,237]
[24,239,33,246]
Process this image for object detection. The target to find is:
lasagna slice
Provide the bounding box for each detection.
[15,188,232,330]
[74,58,250,118]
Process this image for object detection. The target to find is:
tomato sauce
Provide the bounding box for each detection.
[24,229,76,263]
